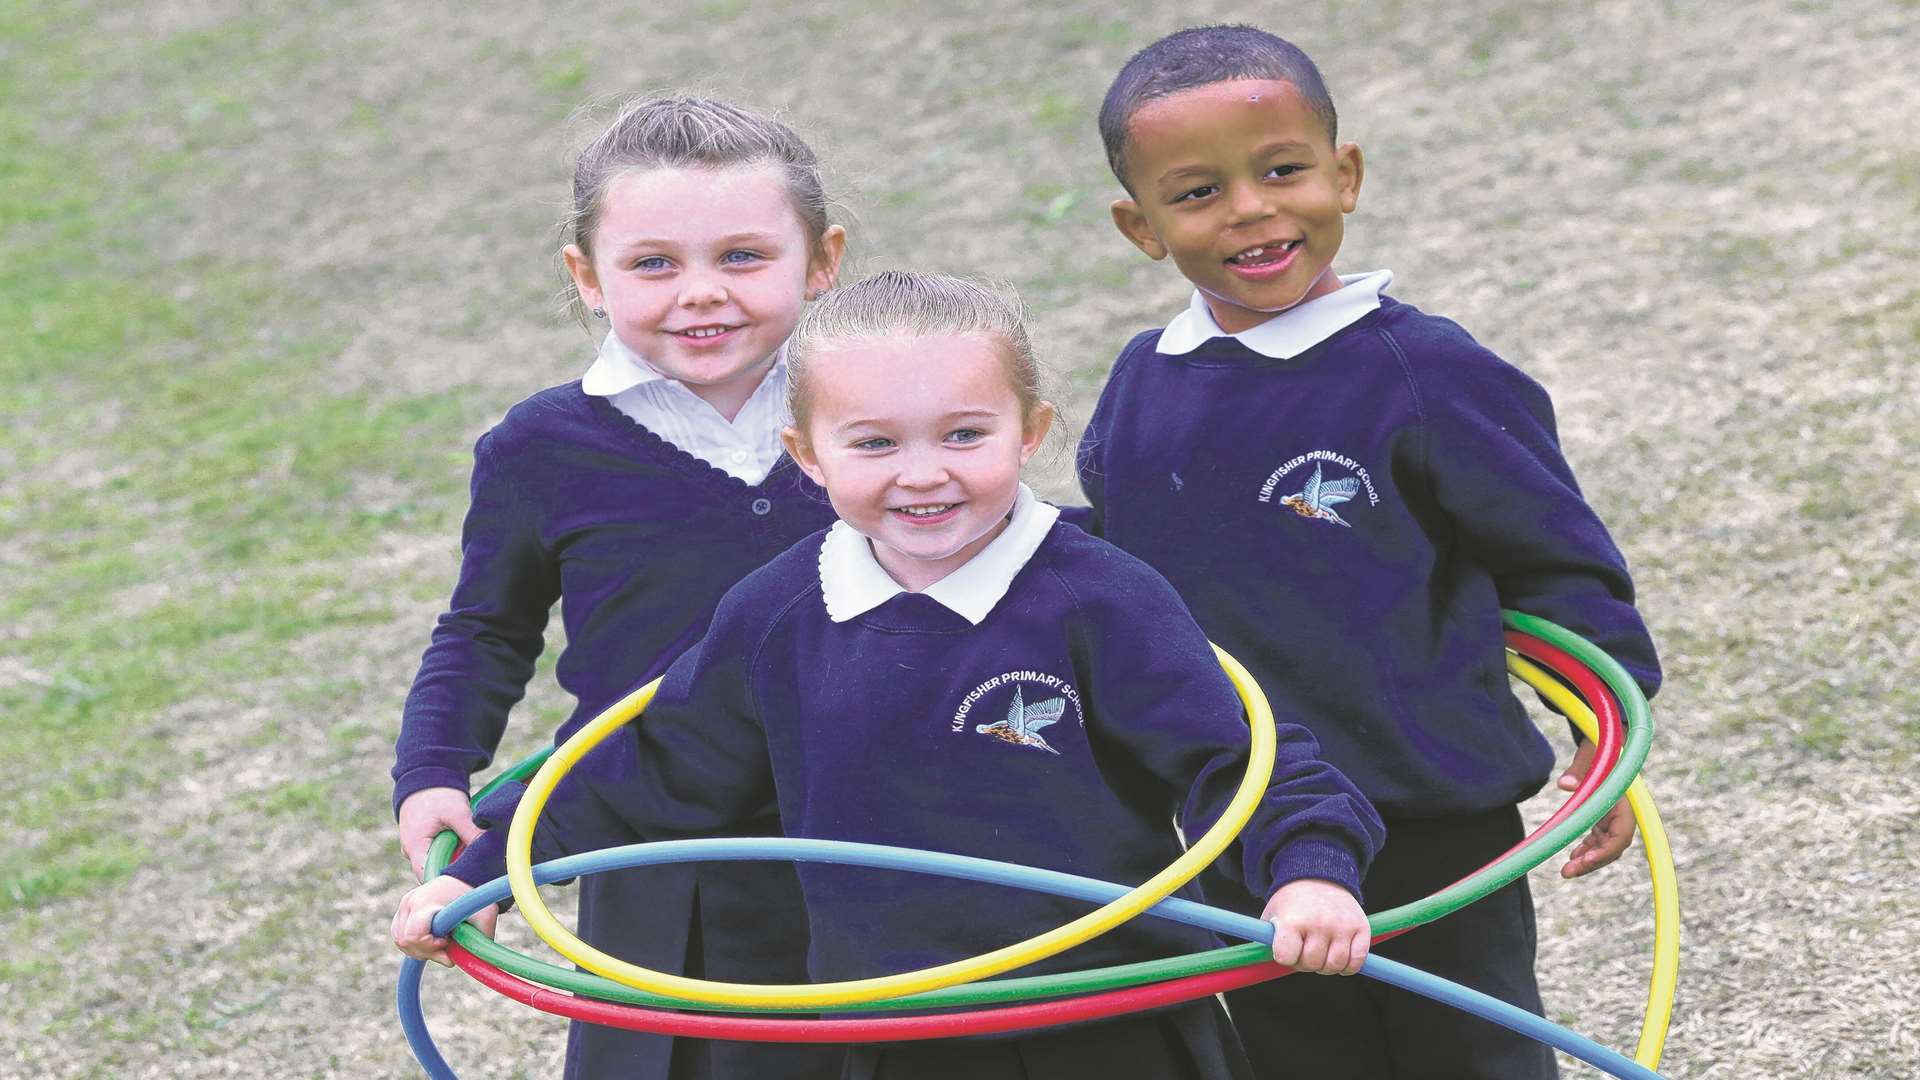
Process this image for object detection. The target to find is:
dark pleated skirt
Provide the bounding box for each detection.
[563,860,844,1080]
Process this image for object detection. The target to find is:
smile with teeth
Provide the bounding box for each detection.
[894,503,957,517]
[1227,239,1303,265]
[675,325,739,338]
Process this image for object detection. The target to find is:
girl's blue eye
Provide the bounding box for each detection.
[722,250,762,265]
[853,437,894,451]
[947,428,985,444]
[634,256,671,272]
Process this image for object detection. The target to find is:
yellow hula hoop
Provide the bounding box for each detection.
[1508,651,1679,1069]
[507,642,1278,1009]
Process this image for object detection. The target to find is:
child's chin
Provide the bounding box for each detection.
[890,539,966,563]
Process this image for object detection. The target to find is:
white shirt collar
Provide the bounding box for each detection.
[581,329,662,396]
[1156,270,1393,359]
[818,483,1060,625]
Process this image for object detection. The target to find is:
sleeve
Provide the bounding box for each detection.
[440,771,629,895]
[618,592,782,839]
[1071,416,1107,538]
[1051,502,1097,532]
[391,430,561,815]
[1068,555,1385,901]
[442,588,781,888]
[1417,349,1663,705]
[1072,330,1155,540]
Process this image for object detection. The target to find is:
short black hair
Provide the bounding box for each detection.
[1099,25,1338,191]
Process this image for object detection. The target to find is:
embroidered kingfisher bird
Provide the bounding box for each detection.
[975,685,1065,754]
[1279,462,1359,527]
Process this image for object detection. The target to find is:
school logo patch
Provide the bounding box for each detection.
[952,671,1085,755]
[1257,450,1380,528]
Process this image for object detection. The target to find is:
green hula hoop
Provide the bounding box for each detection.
[424,610,1650,1012]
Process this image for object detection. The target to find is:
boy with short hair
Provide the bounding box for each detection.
[1077,24,1663,1079]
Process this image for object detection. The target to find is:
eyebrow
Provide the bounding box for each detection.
[1254,139,1315,155]
[832,409,1002,435]
[611,230,785,252]
[1156,164,1219,184]
[1154,140,1317,187]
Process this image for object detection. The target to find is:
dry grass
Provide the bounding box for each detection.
[3,0,1915,1076]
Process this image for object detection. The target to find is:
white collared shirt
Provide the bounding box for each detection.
[581,330,790,484]
[1156,270,1394,359]
[818,483,1060,625]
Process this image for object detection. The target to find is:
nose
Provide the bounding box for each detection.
[1224,181,1273,227]
[677,270,728,309]
[894,444,951,490]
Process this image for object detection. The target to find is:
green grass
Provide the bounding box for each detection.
[1024,182,1083,225]
[0,8,480,912]
[536,46,592,95]
[253,779,334,818]
[0,835,146,911]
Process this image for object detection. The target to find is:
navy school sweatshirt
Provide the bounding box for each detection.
[1077,296,1661,819]
[448,521,1384,980]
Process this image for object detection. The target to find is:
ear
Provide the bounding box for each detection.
[806,224,848,300]
[1019,402,1057,466]
[1334,142,1364,214]
[1109,198,1167,260]
[781,425,827,486]
[563,244,603,313]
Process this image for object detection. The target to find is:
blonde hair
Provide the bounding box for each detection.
[562,94,832,320]
[786,271,1046,430]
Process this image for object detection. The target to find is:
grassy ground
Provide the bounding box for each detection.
[3,1,1915,1076]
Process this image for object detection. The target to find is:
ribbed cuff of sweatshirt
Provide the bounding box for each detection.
[443,828,510,892]
[1265,831,1367,903]
[391,765,472,818]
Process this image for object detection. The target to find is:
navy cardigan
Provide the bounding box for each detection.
[392,381,838,810]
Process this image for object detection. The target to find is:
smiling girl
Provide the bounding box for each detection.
[395,272,1385,1080]
[388,95,845,1080]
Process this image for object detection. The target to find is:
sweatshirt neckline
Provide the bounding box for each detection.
[579,383,802,494]
[1164,297,1396,371]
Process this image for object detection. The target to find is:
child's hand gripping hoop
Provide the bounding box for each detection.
[504,643,1279,1009]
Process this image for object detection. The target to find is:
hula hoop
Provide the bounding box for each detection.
[398,613,1668,1076]
[506,614,1651,1008]
[1503,633,1624,861]
[504,643,1282,1009]
[446,929,1282,1041]
[1507,646,1679,1069]
[405,837,1663,1079]
[422,637,1621,1016]
[432,619,1649,1010]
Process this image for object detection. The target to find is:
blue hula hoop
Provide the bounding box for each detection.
[399,837,1664,1079]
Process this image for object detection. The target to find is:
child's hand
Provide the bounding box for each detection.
[391,875,495,968]
[397,787,483,880]
[1260,878,1370,975]
[1556,740,1637,878]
